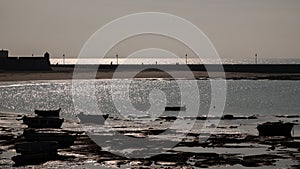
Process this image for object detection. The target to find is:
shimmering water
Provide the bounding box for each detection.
[50,58,300,65]
[0,79,299,118]
[0,79,299,168]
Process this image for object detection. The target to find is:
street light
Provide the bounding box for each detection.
[116,54,119,65]
[185,54,188,65]
[62,54,65,65]
[255,53,258,64]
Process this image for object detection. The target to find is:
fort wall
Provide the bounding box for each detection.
[0,50,51,71]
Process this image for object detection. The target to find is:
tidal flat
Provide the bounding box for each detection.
[0,111,299,168]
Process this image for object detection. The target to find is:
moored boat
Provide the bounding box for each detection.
[34,108,61,117]
[158,116,177,121]
[12,151,58,166]
[15,141,58,154]
[77,112,109,125]
[165,106,186,111]
[22,116,64,128]
[23,129,76,147]
[257,121,295,137]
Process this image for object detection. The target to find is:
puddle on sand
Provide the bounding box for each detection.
[173,146,269,156]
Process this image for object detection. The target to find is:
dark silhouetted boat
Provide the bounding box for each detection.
[77,112,109,125]
[34,108,61,117]
[158,116,177,121]
[23,129,76,147]
[222,114,235,120]
[12,151,58,166]
[165,106,186,111]
[22,116,64,128]
[275,115,300,118]
[15,141,58,154]
[257,122,295,137]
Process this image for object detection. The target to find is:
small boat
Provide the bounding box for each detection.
[15,141,58,154]
[257,122,295,137]
[34,108,61,117]
[158,116,177,121]
[77,112,109,125]
[275,115,300,118]
[22,116,64,128]
[165,106,186,111]
[23,129,76,147]
[127,114,151,119]
[12,151,58,166]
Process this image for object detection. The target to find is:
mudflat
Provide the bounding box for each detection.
[0,66,299,82]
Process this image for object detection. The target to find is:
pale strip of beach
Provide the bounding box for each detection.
[0,66,300,82]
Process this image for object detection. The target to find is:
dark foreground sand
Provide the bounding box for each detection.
[0,112,300,168]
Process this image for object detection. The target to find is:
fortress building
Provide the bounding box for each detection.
[0,50,51,71]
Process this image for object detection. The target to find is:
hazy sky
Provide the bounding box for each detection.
[0,0,300,60]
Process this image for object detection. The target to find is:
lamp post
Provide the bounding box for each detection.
[116,54,119,65]
[255,53,258,64]
[63,54,65,65]
[185,54,188,65]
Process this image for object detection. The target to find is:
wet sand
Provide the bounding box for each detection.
[0,66,300,82]
[1,112,300,168]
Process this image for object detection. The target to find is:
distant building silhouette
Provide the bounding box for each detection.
[0,50,51,71]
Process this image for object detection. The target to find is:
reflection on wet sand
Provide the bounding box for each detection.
[0,111,299,168]
[11,109,78,166]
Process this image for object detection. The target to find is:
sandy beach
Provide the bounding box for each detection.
[0,66,299,82]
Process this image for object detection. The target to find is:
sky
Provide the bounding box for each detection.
[0,0,300,61]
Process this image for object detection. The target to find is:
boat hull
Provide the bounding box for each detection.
[77,113,109,125]
[15,141,58,154]
[23,129,76,147]
[165,106,186,111]
[12,152,58,166]
[23,116,64,128]
[34,108,61,117]
[257,122,294,137]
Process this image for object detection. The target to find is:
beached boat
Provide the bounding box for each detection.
[15,141,58,154]
[165,106,186,111]
[257,122,295,137]
[158,116,177,121]
[127,114,151,119]
[23,129,76,147]
[22,116,64,128]
[34,108,61,117]
[12,151,58,166]
[77,112,109,125]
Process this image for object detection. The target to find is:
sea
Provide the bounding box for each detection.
[0,78,300,168]
[49,58,300,65]
[0,79,299,136]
